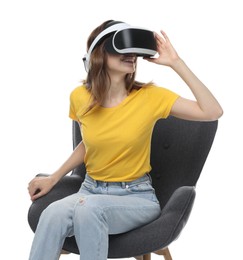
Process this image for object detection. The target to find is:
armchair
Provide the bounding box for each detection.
[28,116,218,259]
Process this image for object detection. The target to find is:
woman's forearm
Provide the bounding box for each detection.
[171,58,223,120]
[51,141,86,184]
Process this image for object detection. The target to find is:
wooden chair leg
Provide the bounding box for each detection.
[135,256,144,260]
[154,247,172,260]
[143,254,151,260]
[60,250,70,254]
[135,248,171,260]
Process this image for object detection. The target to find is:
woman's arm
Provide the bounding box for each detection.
[170,59,223,121]
[145,30,223,121]
[28,140,86,201]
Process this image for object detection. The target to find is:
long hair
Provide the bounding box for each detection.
[82,20,152,111]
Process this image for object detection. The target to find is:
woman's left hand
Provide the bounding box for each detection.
[144,30,180,67]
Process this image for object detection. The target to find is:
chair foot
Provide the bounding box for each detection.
[135,256,143,260]
[154,247,172,260]
[60,249,70,254]
[143,254,151,260]
[135,248,172,260]
[135,254,151,260]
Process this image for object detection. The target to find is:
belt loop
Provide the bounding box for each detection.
[121,182,126,189]
[146,173,152,183]
[94,179,98,188]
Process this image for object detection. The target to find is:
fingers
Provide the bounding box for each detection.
[154,32,167,54]
[155,30,170,46]
[28,177,43,201]
[31,190,44,201]
[28,176,54,201]
[28,185,44,201]
[160,30,169,41]
[28,187,39,201]
[155,32,165,46]
[143,56,160,65]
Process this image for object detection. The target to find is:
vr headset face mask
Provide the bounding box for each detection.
[83,21,157,72]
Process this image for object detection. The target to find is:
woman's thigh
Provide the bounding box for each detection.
[74,193,161,234]
[75,174,161,234]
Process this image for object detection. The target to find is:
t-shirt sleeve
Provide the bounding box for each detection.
[69,88,79,121]
[68,85,91,122]
[146,85,180,119]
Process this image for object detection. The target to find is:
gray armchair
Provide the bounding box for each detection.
[28,116,218,259]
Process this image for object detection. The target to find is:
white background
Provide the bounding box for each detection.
[0,0,242,259]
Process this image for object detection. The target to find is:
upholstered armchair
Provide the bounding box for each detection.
[28,117,218,259]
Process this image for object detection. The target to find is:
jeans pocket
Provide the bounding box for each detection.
[127,181,155,194]
[81,179,95,192]
[127,181,160,204]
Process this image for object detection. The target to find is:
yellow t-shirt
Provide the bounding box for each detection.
[69,85,179,182]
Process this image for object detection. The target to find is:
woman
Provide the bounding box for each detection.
[28,20,223,260]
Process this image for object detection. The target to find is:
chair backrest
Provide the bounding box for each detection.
[71,117,218,208]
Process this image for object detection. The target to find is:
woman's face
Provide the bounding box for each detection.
[106,53,137,75]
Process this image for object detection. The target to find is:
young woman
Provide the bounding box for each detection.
[28,20,223,260]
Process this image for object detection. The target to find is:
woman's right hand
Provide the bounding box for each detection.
[28,175,57,201]
[28,140,86,201]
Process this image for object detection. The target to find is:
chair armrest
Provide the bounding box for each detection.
[28,174,83,232]
[108,186,196,258]
[157,185,196,243]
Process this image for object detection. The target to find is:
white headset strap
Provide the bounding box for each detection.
[83,23,130,72]
[88,23,130,57]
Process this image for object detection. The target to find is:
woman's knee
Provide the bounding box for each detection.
[40,201,63,222]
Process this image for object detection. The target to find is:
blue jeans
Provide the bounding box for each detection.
[29,174,161,260]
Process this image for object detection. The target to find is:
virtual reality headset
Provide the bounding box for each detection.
[83,21,157,72]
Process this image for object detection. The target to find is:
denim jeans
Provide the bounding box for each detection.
[29,174,161,260]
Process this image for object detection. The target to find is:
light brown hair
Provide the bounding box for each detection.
[82,20,152,111]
